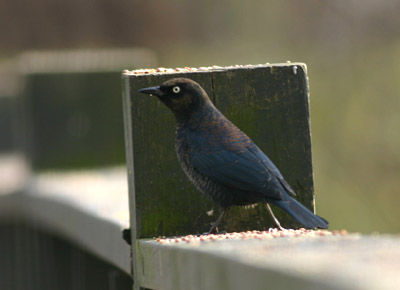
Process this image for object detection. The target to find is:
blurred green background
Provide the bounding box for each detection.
[1,0,399,234]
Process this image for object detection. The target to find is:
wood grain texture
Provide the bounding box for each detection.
[137,235,400,290]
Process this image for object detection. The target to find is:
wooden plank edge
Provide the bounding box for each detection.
[0,191,131,274]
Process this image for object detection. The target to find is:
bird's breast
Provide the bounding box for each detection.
[174,123,261,208]
[174,132,220,203]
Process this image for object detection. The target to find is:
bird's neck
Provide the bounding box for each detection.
[176,101,224,130]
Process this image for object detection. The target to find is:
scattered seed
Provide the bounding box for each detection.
[155,228,347,244]
[124,63,295,75]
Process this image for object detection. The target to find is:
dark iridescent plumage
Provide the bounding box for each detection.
[138,78,328,230]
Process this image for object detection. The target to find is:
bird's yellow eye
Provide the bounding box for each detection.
[172,86,180,94]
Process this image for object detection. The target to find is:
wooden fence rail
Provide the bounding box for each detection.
[1,62,399,290]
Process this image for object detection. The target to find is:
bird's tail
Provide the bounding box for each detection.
[273,197,329,229]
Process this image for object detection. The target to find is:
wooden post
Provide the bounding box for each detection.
[0,97,16,152]
[122,63,314,239]
[19,48,156,170]
[0,60,20,154]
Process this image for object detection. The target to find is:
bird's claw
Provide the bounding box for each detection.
[207,226,219,234]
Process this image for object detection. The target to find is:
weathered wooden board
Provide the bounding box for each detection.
[0,168,132,290]
[24,72,126,170]
[0,97,17,152]
[122,63,314,240]
[19,48,156,170]
[0,221,132,290]
[136,234,400,290]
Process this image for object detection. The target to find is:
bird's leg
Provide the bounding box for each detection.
[207,209,227,234]
[265,203,285,231]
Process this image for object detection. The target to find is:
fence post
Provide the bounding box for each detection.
[19,48,156,171]
[122,63,314,289]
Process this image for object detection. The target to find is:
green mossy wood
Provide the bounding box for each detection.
[122,63,314,239]
[24,72,126,170]
[20,48,156,171]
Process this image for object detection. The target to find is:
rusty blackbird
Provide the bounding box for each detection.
[139,78,328,232]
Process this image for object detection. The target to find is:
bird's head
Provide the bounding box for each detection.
[138,78,213,120]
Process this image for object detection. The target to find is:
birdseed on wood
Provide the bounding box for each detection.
[156,229,348,244]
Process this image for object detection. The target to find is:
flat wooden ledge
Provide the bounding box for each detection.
[136,234,400,290]
[0,166,131,274]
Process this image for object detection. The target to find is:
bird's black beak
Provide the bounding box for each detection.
[138,86,163,97]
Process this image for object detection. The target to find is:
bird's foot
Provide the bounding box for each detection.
[206,209,227,234]
[207,226,219,235]
[272,218,286,231]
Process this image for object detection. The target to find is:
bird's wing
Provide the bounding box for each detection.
[249,147,297,197]
[188,135,285,200]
